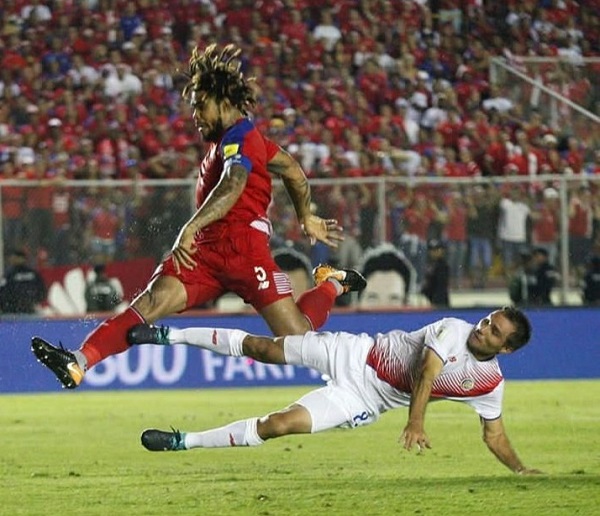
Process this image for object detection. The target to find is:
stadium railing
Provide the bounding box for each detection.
[489,56,600,142]
[1,174,598,309]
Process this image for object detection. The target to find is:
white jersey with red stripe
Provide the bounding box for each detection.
[366,317,504,420]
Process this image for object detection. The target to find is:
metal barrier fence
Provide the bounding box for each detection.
[489,56,600,167]
[1,174,598,309]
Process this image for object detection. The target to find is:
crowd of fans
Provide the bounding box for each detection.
[1,0,599,302]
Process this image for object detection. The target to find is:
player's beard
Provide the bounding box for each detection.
[202,119,225,143]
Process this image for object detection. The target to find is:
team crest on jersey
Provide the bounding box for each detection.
[223,144,240,158]
[461,378,475,391]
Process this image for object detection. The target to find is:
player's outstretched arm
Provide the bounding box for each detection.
[481,417,543,474]
[267,148,343,248]
[401,348,443,451]
[171,162,248,272]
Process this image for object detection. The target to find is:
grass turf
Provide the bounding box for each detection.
[1,381,599,515]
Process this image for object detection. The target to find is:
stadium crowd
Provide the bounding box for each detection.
[1,0,599,302]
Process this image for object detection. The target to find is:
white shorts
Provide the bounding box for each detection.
[283,331,381,433]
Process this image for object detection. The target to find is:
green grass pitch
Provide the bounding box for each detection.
[1,381,599,515]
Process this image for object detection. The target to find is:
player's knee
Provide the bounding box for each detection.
[257,406,312,440]
[257,412,295,439]
[134,286,183,320]
[243,336,283,363]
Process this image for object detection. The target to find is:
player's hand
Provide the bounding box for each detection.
[301,215,344,248]
[400,422,431,452]
[171,225,198,273]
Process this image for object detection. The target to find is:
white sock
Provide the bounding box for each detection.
[184,418,264,449]
[72,350,88,372]
[168,327,247,356]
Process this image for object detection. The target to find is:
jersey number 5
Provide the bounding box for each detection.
[254,266,270,290]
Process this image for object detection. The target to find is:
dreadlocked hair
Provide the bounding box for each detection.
[182,43,257,114]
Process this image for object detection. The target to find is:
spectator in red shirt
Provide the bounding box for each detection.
[531,187,560,266]
[280,8,308,44]
[441,146,462,177]
[356,58,388,110]
[0,160,26,253]
[323,98,354,144]
[457,147,482,177]
[483,128,509,176]
[568,185,594,281]
[588,150,600,175]
[443,189,468,288]
[89,195,121,264]
[562,135,584,175]
[23,160,55,265]
[399,192,441,284]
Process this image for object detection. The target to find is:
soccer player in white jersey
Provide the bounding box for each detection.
[128,306,541,474]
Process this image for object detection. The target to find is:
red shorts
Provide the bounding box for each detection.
[153,226,293,311]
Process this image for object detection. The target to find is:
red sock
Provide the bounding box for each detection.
[80,307,145,368]
[296,281,338,330]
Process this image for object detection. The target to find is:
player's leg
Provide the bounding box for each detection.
[227,230,365,335]
[260,296,316,335]
[129,325,288,364]
[80,275,188,365]
[141,384,375,452]
[129,329,340,373]
[141,403,313,451]
[258,265,367,335]
[32,250,227,388]
[31,275,188,389]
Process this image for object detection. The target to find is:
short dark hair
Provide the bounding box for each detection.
[500,306,532,351]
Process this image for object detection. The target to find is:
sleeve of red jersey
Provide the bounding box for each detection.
[263,136,281,161]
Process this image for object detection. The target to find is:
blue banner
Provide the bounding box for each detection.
[1,308,598,393]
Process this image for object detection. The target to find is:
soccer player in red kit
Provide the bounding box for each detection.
[32,44,366,389]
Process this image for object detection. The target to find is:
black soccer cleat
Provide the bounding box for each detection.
[313,264,367,294]
[127,324,170,346]
[31,337,84,389]
[141,428,187,451]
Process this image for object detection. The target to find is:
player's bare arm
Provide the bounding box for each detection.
[171,163,248,272]
[401,347,444,451]
[481,417,542,474]
[267,148,343,247]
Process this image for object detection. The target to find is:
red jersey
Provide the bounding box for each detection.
[569,200,593,238]
[403,205,434,240]
[533,206,558,244]
[446,204,467,242]
[91,208,120,239]
[1,184,24,219]
[196,118,279,239]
